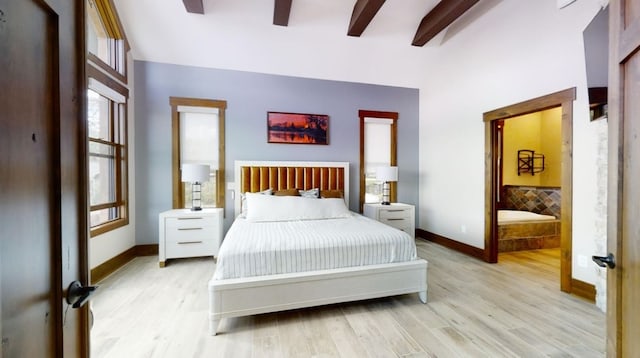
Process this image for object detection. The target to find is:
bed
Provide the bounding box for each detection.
[497,210,560,252]
[207,161,428,335]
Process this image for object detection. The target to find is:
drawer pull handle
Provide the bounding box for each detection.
[386,218,405,221]
[178,227,203,231]
[178,241,203,245]
[386,210,405,212]
[178,217,203,220]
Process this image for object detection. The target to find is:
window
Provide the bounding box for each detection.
[170,98,227,210]
[86,0,128,81]
[86,0,129,236]
[359,110,398,212]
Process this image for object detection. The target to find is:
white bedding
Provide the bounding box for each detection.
[498,210,557,224]
[213,213,418,280]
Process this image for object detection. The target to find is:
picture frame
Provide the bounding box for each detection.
[267,111,329,145]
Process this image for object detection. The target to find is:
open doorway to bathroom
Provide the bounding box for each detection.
[483,88,575,293]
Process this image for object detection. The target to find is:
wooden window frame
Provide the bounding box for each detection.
[170,97,227,210]
[87,65,129,237]
[86,0,129,83]
[359,110,398,212]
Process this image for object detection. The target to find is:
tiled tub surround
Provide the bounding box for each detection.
[502,185,561,218]
[498,219,561,252]
[499,186,561,252]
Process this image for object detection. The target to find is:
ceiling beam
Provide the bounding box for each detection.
[347,0,386,37]
[273,0,293,26]
[412,0,479,46]
[182,0,204,14]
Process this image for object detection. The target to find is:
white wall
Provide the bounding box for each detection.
[89,53,137,269]
[418,0,606,285]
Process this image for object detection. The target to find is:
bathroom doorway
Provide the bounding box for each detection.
[484,88,575,293]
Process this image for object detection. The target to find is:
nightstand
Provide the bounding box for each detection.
[363,203,415,238]
[158,208,223,267]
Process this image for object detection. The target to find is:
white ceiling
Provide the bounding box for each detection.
[113,0,502,87]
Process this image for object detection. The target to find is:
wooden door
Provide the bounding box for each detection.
[0,0,88,356]
[607,0,640,356]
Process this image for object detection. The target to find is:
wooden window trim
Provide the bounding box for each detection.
[169,97,227,210]
[87,65,129,238]
[87,0,130,80]
[88,53,127,85]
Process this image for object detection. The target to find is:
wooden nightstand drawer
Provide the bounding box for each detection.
[379,208,411,220]
[363,203,415,239]
[166,216,217,230]
[165,239,217,259]
[165,225,217,244]
[381,220,413,234]
[159,208,223,267]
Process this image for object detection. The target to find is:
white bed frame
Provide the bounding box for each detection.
[208,160,428,335]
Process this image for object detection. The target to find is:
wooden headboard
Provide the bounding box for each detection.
[234,160,350,217]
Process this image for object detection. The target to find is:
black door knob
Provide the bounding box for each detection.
[592,253,616,269]
[66,280,98,308]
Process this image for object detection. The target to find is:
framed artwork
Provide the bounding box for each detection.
[267,111,329,145]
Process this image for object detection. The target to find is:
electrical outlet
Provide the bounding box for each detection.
[461,225,466,234]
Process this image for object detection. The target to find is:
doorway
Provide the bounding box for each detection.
[484,88,575,293]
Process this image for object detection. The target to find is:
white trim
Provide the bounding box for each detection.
[88,77,126,103]
[177,105,219,114]
[364,117,394,125]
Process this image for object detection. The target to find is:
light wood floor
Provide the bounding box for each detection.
[90,241,605,357]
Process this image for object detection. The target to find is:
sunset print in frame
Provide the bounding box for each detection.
[267,112,329,145]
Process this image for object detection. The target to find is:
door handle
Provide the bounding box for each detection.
[66,280,98,308]
[592,253,616,269]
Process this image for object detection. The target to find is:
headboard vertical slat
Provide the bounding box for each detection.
[268,167,278,190]
[321,168,329,190]
[249,167,259,192]
[241,167,250,193]
[259,167,269,191]
[291,168,301,189]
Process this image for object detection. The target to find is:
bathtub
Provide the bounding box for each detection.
[498,210,560,252]
[498,210,557,224]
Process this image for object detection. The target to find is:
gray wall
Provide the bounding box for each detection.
[134,60,419,244]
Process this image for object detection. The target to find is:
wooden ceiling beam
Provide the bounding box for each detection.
[182,0,204,14]
[347,0,386,37]
[273,0,293,26]
[412,0,479,46]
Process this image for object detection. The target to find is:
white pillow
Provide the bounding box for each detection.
[298,188,319,198]
[245,193,351,222]
[239,188,272,218]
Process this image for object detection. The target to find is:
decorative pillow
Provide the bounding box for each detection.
[245,193,351,222]
[239,188,272,217]
[274,188,300,196]
[298,188,319,198]
[320,189,343,199]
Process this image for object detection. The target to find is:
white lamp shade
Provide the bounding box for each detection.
[376,166,398,182]
[181,164,210,183]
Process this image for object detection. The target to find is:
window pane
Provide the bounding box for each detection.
[89,141,116,206]
[364,119,391,204]
[90,207,119,227]
[88,89,111,140]
[87,1,111,65]
[180,112,219,169]
[184,171,217,208]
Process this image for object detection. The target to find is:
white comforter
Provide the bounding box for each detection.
[213,213,417,280]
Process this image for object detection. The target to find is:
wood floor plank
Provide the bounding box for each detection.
[90,243,605,357]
